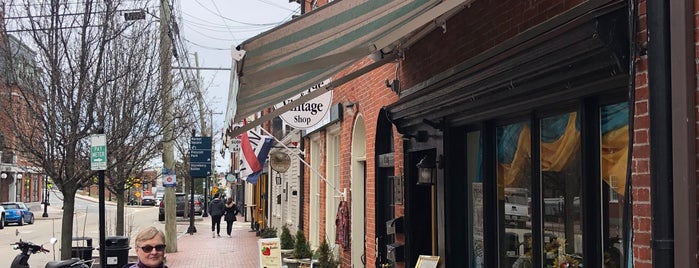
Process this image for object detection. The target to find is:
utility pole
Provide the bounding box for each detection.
[193,52,210,217]
[159,0,177,253]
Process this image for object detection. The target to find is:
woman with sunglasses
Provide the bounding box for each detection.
[127,226,168,268]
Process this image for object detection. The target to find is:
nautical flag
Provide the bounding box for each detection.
[239,125,274,184]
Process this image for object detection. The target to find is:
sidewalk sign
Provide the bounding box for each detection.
[415,255,440,268]
[258,238,282,268]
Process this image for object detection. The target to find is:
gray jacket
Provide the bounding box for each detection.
[208,198,225,216]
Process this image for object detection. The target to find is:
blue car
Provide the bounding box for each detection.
[1,202,34,226]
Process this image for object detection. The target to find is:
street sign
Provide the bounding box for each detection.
[190,136,212,178]
[189,149,211,163]
[163,167,177,187]
[90,134,107,171]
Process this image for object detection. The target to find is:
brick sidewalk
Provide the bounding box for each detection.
[164,216,260,267]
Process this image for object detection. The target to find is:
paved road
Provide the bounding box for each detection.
[0,191,168,267]
[1,191,260,268]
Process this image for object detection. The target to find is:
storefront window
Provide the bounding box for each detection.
[541,112,583,267]
[463,101,629,267]
[467,131,483,267]
[496,122,532,268]
[600,102,628,268]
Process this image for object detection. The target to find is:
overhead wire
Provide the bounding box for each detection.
[209,0,237,43]
[183,38,228,51]
[190,0,290,26]
[171,2,214,117]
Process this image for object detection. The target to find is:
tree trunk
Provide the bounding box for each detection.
[116,192,125,235]
[60,186,78,260]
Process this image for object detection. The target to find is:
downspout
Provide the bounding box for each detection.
[669,0,696,267]
[646,0,674,267]
[298,135,305,231]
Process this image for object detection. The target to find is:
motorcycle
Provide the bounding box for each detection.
[10,238,93,268]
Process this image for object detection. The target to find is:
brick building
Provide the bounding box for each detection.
[0,33,46,204]
[226,0,696,267]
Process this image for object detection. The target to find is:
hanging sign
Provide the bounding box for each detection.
[274,79,332,129]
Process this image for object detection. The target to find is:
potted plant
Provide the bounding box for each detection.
[283,229,313,268]
[293,230,313,260]
[259,226,278,238]
[315,239,339,268]
[280,225,295,256]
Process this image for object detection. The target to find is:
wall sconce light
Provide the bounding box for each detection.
[345,101,359,117]
[275,173,282,185]
[416,155,436,185]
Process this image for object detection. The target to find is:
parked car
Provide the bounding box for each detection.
[0,205,4,229]
[1,202,34,226]
[184,194,205,216]
[155,191,164,206]
[504,188,529,229]
[158,193,187,221]
[141,195,156,206]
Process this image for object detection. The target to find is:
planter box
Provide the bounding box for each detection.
[282,258,315,268]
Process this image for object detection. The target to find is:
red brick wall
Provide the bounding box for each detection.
[400,0,584,89]
[632,1,652,266]
[299,58,403,267]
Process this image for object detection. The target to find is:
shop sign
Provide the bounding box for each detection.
[275,79,332,129]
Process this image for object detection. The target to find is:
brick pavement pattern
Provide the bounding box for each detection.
[164,216,260,268]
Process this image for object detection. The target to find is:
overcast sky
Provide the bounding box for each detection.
[176,1,300,171]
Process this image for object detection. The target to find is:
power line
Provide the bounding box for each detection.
[2,8,154,20]
[183,38,228,51]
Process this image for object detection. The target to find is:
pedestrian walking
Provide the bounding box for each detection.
[208,192,225,238]
[126,226,168,268]
[224,197,239,237]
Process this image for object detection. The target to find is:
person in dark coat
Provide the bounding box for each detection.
[208,193,225,238]
[224,197,239,237]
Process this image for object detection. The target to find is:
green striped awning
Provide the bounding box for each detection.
[226,0,473,138]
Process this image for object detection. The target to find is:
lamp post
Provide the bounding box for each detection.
[42,176,49,217]
[202,176,209,217]
[0,173,6,202]
[17,174,23,202]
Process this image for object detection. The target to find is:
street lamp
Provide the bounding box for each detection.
[16,174,22,202]
[42,176,49,217]
[0,173,6,202]
[202,176,209,217]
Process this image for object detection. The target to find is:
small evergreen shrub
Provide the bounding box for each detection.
[280,225,295,249]
[260,227,278,238]
[316,239,339,268]
[293,230,313,259]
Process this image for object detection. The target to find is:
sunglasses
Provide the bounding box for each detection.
[139,244,166,253]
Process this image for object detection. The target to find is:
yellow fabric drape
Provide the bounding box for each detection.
[601,125,628,195]
[497,126,531,199]
[497,113,628,196]
[540,113,580,172]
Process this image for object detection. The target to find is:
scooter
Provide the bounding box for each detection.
[10,238,93,268]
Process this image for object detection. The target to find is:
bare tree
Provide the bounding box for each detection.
[0,0,188,258]
[96,11,163,236]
